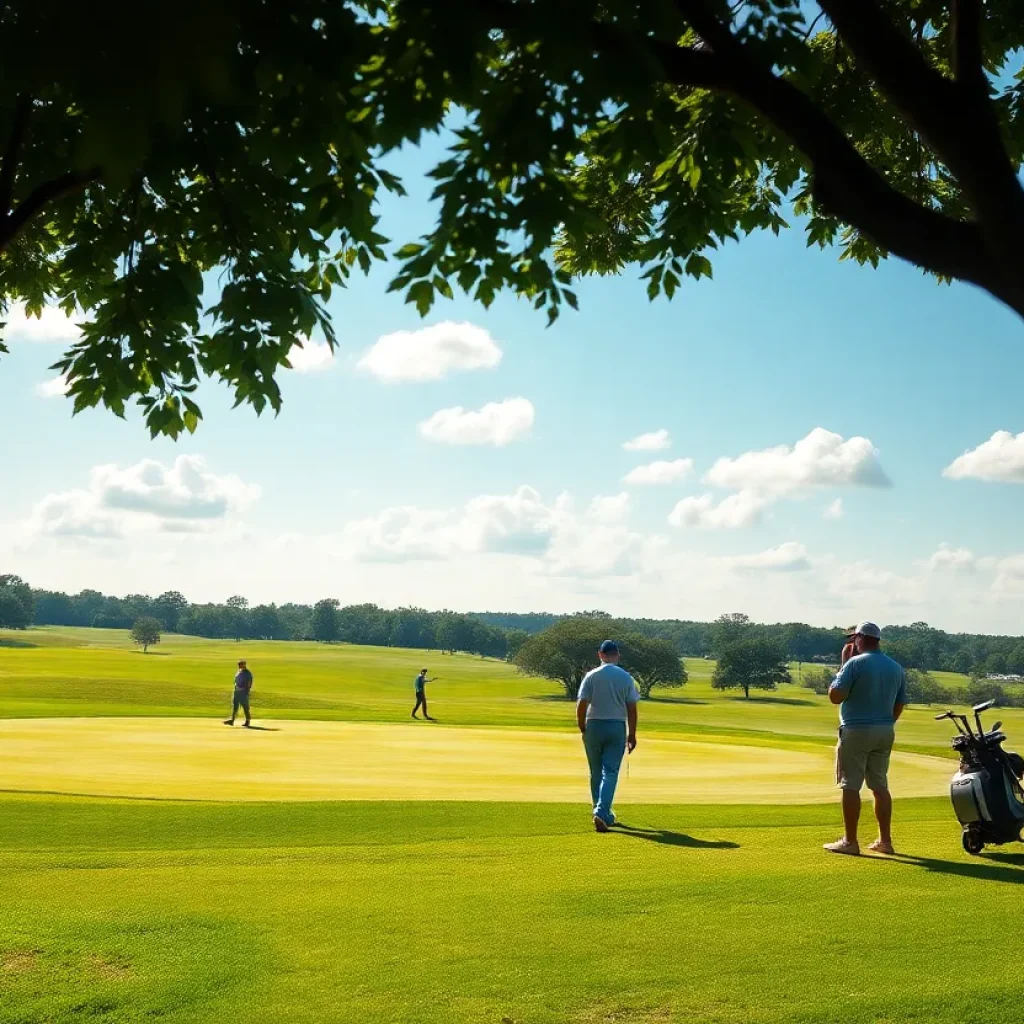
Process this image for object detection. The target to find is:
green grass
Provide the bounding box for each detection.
[4,796,1024,1024]
[3,626,1024,1023]
[0,627,1002,757]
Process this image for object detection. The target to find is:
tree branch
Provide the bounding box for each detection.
[952,0,985,93]
[669,0,1024,312]
[0,168,100,251]
[0,94,31,216]
[672,0,741,55]
[815,0,956,140]
[644,37,992,288]
[477,0,1024,316]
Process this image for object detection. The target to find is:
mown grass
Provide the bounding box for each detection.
[0,627,997,758]
[3,627,1023,1024]
[3,796,1024,1024]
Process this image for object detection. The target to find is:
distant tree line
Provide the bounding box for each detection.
[804,665,1024,709]
[10,578,521,659]
[3,574,1023,673]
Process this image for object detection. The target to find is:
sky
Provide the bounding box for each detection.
[3,134,1024,634]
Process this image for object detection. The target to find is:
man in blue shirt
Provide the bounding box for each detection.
[576,640,640,833]
[824,622,908,856]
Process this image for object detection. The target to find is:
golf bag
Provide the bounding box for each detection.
[937,700,1024,855]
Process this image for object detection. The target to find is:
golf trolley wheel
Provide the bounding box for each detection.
[962,830,985,856]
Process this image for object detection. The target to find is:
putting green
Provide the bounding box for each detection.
[0,717,955,803]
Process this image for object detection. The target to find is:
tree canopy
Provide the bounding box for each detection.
[515,619,614,699]
[130,616,162,653]
[712,636,791,698]
[625,635,688,698]
[514,618,686,699]
[0,575,34,629]
[3,1,1024,435]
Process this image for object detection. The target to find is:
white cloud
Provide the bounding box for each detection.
[992,554,1024,594]
[823,498,844,520]
[623,429,670,452]
[623,458,694,486]
[418,397,534,446]
[459,487,560,554]
[726,542,812,573]
[705,427,890,495]
[587,493,631,525]
[357,321,502,382]
[943,431,1024,483]
[335,506,456,562]
[668,490,768,529]
[4,303,81,344]
[287,340,334,373]
[928,543,977,574]
[332,486,653,577]
[27,456,260,539]
[826,560,926,608]
[35,374,69,398]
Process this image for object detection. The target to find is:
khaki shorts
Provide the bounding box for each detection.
[836,725,895,792]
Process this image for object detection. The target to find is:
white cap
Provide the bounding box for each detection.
[855,621,881,639]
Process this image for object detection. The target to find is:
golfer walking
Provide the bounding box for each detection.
[224,659,253,728]
[411,668,436,721]
[825,622,907,856]
[577,640,639,833]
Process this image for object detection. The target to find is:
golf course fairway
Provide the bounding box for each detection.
[4,628,1024,1024]
[0,716,955,802]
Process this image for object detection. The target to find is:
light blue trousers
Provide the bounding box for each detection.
[583,719,627,824]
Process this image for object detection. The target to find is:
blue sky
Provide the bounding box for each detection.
[3,133,1024,633]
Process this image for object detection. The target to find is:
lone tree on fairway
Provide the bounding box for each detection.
[4,1,1024,436]
[622,635,688,699]
[713,637,791,699]
[130,616,162,653]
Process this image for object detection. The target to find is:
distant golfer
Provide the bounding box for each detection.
[824,622,907,856]
[411,668,436,721]
[224,659,253,728]
[577,640,639,833]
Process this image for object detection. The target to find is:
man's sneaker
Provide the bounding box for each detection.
[242,722,252,728]
[867,839,896,855]
[593,816,610,833]
[823,838,860,856]
[223,720,234,726]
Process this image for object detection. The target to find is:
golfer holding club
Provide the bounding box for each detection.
[825,621,907,856]
[411,668,437,721]
[577,640,639,833]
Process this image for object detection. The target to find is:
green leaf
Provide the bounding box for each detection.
[394,243,426,260]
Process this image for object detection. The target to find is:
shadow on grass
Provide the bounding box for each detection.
[132,650,173,656]
[0,638,37,649]
[729,695,815,707]
[888,851,1024,886]
[611,823,739,850]
[642,696,709,706]
[242,725,281,732]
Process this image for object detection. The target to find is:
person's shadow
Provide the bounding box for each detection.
[242,725,281,732]
[886,850,1024,885]
[611,823,739,850]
